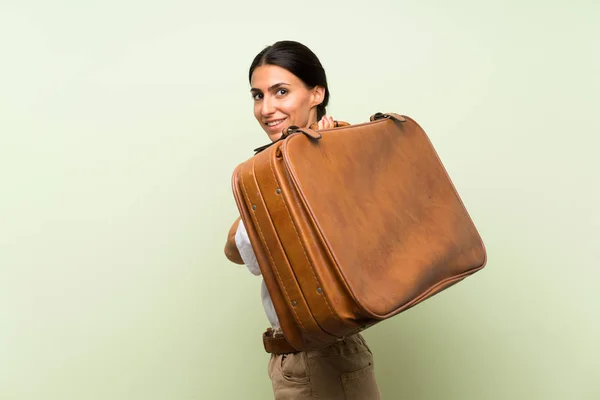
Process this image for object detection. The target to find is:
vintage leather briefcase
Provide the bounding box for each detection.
[231,112,487,353]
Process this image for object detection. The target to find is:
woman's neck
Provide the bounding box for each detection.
[305,108,318,128]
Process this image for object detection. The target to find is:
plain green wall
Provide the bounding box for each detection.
[1,1,598,399]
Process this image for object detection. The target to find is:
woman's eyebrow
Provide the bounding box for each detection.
[250,82,290,93]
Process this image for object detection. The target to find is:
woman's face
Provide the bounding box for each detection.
[250,64,324,142]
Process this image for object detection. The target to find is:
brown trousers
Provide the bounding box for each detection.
[267,333,381,399]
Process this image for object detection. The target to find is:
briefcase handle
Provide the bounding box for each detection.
[306,112,407,129]
[253,113,406,154]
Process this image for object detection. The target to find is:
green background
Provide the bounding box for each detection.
[1,1,598,399]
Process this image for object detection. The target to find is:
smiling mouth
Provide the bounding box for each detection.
[265,118,287,129]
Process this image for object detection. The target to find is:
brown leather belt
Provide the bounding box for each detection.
[263,328,299,354]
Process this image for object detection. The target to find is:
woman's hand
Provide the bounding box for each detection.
[317,115,336,129]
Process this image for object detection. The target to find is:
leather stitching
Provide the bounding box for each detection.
[240,158,307,333]
[269,151,339,326]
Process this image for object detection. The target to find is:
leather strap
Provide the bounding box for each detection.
[289,126,322,140]
[263,328,299,354]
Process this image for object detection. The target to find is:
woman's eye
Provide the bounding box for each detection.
[252,93,263,100]
[277,88,288,96]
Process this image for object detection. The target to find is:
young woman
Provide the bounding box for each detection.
[225,40,381,400]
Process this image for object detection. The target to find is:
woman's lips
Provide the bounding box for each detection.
[265,117,287,132]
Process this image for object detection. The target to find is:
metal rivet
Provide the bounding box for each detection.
[291,300,297,307]
[252,204,256,210]
[317,287,322,294]
[276,188,281,194]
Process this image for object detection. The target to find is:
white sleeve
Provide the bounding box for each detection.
[234,219,262,276]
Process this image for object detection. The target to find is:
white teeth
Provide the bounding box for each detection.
[267,119,284,126]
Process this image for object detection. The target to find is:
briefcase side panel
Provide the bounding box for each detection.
[232,162,307,350]
[235,150,337,349]
[250,146,344,343]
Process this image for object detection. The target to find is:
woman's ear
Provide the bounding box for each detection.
[310,86,325,107]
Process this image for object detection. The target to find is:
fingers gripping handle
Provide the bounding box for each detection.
[309,120,351,130]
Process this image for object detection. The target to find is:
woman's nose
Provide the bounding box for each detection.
[261,97,276,116]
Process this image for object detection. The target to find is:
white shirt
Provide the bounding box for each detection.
[234,219,281,329]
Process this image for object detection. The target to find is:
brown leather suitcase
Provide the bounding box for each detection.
[231,112,487,353]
